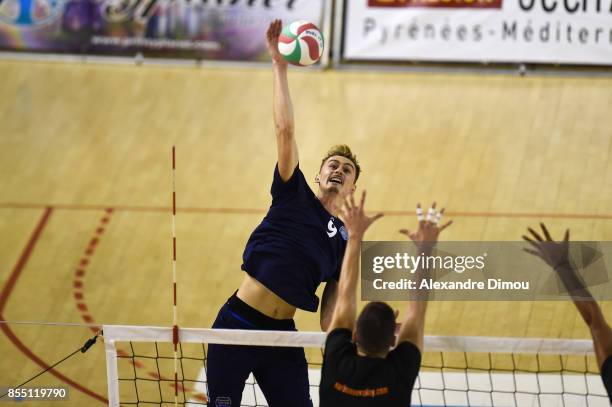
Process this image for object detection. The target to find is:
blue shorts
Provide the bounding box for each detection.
[207,293,313,407]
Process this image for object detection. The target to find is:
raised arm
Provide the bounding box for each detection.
[328,192,383,332]
[523,223,612,369]
[266,20,298,181]
[396,203,452,353]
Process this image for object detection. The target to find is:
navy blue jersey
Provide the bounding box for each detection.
[242,164,348,312]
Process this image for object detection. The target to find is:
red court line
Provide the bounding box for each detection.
[1,202,612,220]
[72,209,112,334]
[0,202,264,214]
[0,207,107,404]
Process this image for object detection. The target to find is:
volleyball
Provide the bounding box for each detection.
[278,20,324,66]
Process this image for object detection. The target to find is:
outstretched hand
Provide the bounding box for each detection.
[399,202,452,252]
[266,19,288,67]
[341,191,383,241]
[522,223,571,270]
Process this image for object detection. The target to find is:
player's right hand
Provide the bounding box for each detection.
[341,191,383,241]
[522,223,571,271]
[266,19,288,67]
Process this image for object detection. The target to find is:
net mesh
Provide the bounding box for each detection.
[103,325,610,407]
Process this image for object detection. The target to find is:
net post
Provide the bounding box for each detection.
[104,335,119,407]
[171,146,179,407]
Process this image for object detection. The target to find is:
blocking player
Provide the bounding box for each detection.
[320,201,452,406]
[523,223,612,403]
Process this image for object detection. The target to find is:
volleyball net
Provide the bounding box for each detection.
[102,325,610,407]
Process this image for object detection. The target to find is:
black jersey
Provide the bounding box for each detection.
[320,328,421,407]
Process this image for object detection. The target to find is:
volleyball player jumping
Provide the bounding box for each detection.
[207,20,363,407]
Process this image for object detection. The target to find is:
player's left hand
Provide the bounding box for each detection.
[341,191,383,241]
[399,202,452,253]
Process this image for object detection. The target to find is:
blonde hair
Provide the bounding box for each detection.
[320,145,361,182]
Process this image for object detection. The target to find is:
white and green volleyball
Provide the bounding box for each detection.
[278,20,324,66]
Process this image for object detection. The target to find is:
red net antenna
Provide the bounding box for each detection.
[171,146,179,407]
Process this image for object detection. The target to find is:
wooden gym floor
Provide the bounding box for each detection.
[1,59,611,405]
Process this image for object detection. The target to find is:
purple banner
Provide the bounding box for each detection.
[0,0,324,61]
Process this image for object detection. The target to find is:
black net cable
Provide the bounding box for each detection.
[0,333,100,400]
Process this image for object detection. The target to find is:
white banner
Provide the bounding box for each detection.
[343,0,612,65]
